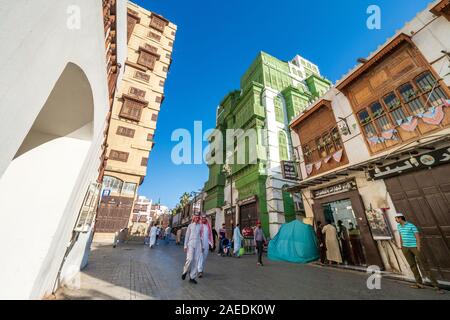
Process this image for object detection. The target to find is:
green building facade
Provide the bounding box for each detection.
[204,52,331,238]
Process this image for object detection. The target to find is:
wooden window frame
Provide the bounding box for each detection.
[143,44,158,54]
[148,32,161,41]
[116,126,135,138]
[302,126,343,165]
[141,157,148,167]
[357,71,449,144]
[129,87,146,99]
[150,15,167,32]
[127,9,141,43]
[137,46,160,70]
[109,150,129,162]
[134,70,150,82]
[119,95,148,122]
[274,97,284,123]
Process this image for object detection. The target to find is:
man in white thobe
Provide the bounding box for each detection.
[198,214,213,277]
[182,213,202,284]
[149,224,158,249]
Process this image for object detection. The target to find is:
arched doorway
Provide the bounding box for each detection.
[0,63,95,298]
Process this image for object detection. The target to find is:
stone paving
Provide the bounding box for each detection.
[57,242,450,300]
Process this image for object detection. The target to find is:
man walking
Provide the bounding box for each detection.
[218,223,226,255]
[395,213,443,293]
[254,221,266,266]
[165,225,171,245]
[148,223,158,249]
[176,227,182,245]
[155,226,160,246]
[198,214,213,278]
[233,223,243,258]
[182,213,202,284]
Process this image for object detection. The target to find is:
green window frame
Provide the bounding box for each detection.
[274,97,284,123]
[278,131,289,161]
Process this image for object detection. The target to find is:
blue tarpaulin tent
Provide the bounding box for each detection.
[268,220,319,263]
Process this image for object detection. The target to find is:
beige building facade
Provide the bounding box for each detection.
[94,2,177,242]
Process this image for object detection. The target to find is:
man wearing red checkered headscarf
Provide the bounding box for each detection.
[198,213,213,278]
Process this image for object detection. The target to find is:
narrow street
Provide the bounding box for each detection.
[58,242,449,300]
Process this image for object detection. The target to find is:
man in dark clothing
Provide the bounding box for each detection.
[316,221,326,264]
[254,221,266,266]
[337,220,354,265]
[211,227,218,252]
[218,223,226,255]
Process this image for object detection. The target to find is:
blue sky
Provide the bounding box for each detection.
[133,0,431,208]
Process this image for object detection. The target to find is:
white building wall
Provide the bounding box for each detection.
[0,0,126,299]
[262,87,301,237]
[115,0,128,86]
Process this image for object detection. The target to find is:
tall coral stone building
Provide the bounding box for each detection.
[94,2,177,242]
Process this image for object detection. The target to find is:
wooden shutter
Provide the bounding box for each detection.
[137,51,157,70]
[116,126,135,138]
[278,132,288,161]
[150,15,166,32]
[141,157,148,166]
[149,32,161,41]
[129,87,146,99]
[119,97,146,122]
[127,9,140,43]
[109,150,129,162]
[144,44,158,53]
[134,71,150,82]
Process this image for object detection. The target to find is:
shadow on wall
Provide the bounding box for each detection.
[14,63,94,159]
[0,62,96,299]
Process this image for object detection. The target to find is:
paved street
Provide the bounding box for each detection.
[58,242,449,300]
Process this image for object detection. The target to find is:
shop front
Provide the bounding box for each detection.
[311,179,383,268]
[370,145,450,282]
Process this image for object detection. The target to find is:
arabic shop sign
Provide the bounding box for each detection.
[281,161,299,180]
[313,180,357,199]
[368,146,450,180]
[224,207,236,215]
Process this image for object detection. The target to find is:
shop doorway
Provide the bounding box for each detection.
[224,208,234,239]
[322,199,367,266]
[385,164,450,281]
[239,201,259,230]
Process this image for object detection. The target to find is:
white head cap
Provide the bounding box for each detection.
[394,213,405,218]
